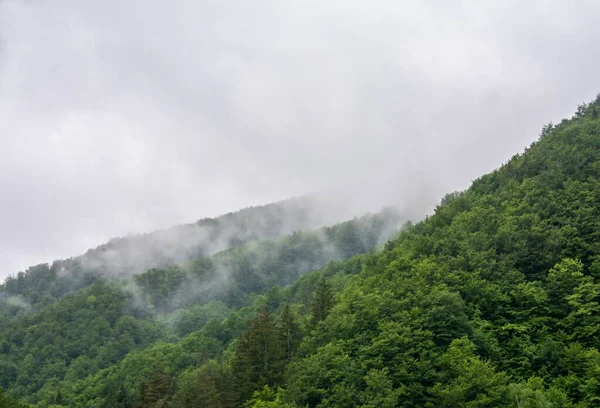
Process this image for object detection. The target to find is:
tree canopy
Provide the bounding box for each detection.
[2,96,600,407]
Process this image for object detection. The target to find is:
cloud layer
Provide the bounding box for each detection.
[1,0,600,277]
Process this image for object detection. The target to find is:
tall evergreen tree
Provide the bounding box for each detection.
[311,277,334,326]
[278,304,302,362]
[135,371,171,408]
[232,307,285,404]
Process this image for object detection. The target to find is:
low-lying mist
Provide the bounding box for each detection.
[0,194,414,314]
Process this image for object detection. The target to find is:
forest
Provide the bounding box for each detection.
[2,95,600,407]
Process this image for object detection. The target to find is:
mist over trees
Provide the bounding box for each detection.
[1,194,371,286]
[2,97,600,406]
[0,206,405,406]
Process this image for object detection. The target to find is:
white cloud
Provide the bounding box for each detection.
[1,0,599,277]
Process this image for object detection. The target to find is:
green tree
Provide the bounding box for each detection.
[547,258,585,316]
[311,277,334,326]
[429,337,509,407]
[233,307,286,404]
[134,266,186,314]
[135,371,172,408]
[360,368,402,408]
[0,387,28,408]
[278,304,302,362]
[565,280,600,346]
[244,385,292,408]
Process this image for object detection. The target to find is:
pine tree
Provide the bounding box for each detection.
[147,371,171,406]
[311,277,334,326]
[196,375,221,408]
[278,304,302,362]
[232,307,285,404]
[134,381,147,408]
[135,371,171,408]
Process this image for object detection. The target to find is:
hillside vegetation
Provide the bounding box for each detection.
[0,194,362,312]
[2,96,600,407]
[0,209,403,406]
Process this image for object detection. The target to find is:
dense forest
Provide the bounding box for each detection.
[2,96,600,407]
[0,205,404,407]
[2,194,361,295]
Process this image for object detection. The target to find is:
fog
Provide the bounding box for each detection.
[1,0,600,278]
[60,194,405,279]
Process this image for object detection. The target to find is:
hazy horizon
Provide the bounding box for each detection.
[2,0,600,277]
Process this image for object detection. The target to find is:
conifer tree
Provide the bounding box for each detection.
[278,304,302,362]
[232,307,285,404]
[135,371,171,408]
[311,277,334,326]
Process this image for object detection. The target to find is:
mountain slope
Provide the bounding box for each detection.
[69,95,600,408]
[3,96,600,407]
[0,209,405,405]
[0,194,372,312]
[278,97,600,407]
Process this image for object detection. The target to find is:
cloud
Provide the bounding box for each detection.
[1,0,600,277]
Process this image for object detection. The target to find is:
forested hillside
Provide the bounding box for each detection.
[0,194,372,312]
[2,96,600,407]
[0,209,404,406]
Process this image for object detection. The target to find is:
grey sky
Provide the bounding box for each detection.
[1,0,599,278]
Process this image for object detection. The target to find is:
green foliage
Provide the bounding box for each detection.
[0,388,28,408]
[174,301,229,337]
[135,370,172,408]
[0,210,393,406]
[232,307,286,403]
[171,361,235,408]
[0,283,159,402]
[4,97,600,407]
[310,277,334,326]
[244,386,291,408]
[429,338,509,407]
[278,304,302,362]
[134,266,186,314]
[280,97,600,407]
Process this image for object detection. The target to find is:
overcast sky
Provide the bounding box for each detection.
[1,0,599,278]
